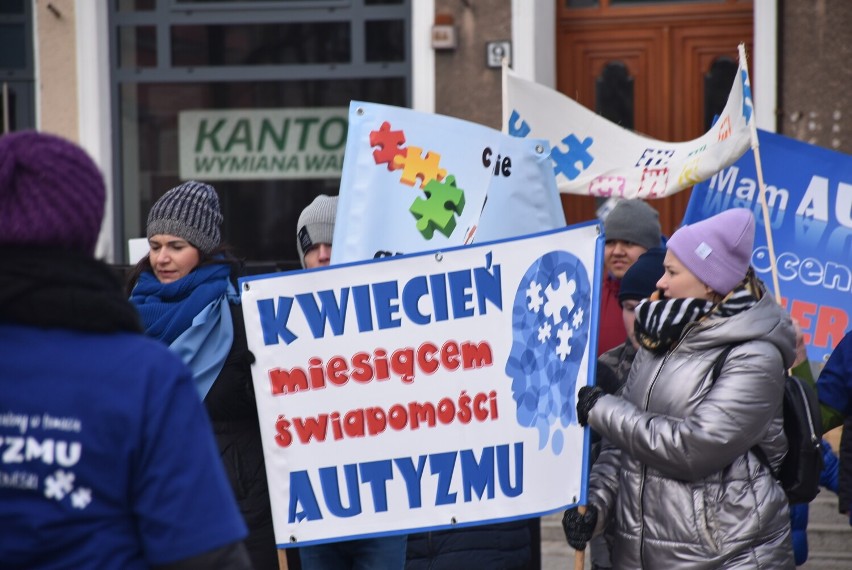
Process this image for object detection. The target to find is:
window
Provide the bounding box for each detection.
[0,0,34,133]
[110,0,411,267]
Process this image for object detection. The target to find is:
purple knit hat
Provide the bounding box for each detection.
[0,130,105,255]
[667,208,756,294]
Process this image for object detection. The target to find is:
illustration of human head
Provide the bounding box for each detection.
[505,250,593,455]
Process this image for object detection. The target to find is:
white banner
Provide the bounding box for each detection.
[503,47,754,198]
[178,107,348,180]
[240,224,603,547]
[332,101,565,263]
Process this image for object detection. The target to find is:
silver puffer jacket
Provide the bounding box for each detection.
[587,292,798,569]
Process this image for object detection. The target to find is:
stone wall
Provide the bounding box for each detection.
[434,0,511,130]
[780,0,852,153]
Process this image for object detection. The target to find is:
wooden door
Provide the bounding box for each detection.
[556,0,753,237]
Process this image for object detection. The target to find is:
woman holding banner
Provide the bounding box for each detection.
[127,181,282,570]
[563,208,798,568]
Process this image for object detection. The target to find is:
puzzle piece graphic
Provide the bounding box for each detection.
[740,69,754,124]
[508,110,531,137]
[538,321,552,343]
[588,175,626,198]
[716,116,732,141]
[636,167,668,198]
[44,469,75,500]
[71,487,92,509]
[572,306,585,329]
[677,157,701,186]
[636,148,675,168]
[409,175,465,239]
[556,322,573,361]
[552,134,594,181]
[393,146,447,188]
[543,272,576,325]
[369,121,406,170]
[527,280,544,313]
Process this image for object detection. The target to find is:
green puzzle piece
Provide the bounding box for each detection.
[409,175,466,239]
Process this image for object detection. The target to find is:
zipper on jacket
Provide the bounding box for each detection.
[637,325,697,567]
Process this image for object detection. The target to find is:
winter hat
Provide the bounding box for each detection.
[146,180,223,254]
[603,199,662,251]
[297,194,338,268]
[0,130,105,255]
[667,208,755,294]
[618,247,666,305]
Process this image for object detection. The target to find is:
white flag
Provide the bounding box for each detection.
[503,45,754,199]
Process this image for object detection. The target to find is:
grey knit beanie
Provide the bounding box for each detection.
[146,181,223,253]
[297,194,338,268]
[603,199,662,250]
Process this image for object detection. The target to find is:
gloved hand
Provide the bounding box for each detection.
[562,505,598,551]
[576,386,605,427]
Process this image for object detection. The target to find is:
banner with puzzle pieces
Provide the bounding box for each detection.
[503,50,754,199]
[239,222,603,546]
[332,101,566,264]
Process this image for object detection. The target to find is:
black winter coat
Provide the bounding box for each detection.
[840,416,852,516]
[204,302,279,570]
[405,520,531,570]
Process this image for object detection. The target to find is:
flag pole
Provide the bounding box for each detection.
[738,43,782,301]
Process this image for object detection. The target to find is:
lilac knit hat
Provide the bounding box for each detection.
[667,208,756,294]
[0,131,105,255]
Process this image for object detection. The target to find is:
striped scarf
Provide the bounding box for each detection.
[635,268,761,353]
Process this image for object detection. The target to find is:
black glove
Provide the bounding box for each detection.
[562,505,598,551]
[576,385,604,427]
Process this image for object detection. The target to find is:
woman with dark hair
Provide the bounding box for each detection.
[128,181,283,570]
[564,208,798,569]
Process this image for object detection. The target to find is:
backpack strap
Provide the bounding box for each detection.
[710,344,738,384]
[710,343,779,478]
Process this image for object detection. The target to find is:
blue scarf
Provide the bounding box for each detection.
[130,263,236,399]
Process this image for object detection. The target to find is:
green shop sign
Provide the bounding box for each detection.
[179,107,348,180]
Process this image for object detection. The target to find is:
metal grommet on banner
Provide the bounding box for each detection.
[435,252,443,262]
[535,144,544,154]
[356,107,365,116]
[573,495,578,503]
[290,535,297,543]
[450,516,458,525]
[243,282,250,291]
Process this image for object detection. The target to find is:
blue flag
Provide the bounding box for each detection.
[685,129,852,364]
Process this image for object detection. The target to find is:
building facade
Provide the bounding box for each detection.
[4,0,849,266]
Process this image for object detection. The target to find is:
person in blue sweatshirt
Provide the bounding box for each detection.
[0,130,251,569]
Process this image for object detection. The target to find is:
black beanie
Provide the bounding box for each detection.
[618,247,666,305]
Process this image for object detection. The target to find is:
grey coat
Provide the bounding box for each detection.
[587,292,798,569]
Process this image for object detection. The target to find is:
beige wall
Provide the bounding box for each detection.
[434,0,511,130]
[780,0,852,153]
[35,0,79,142]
